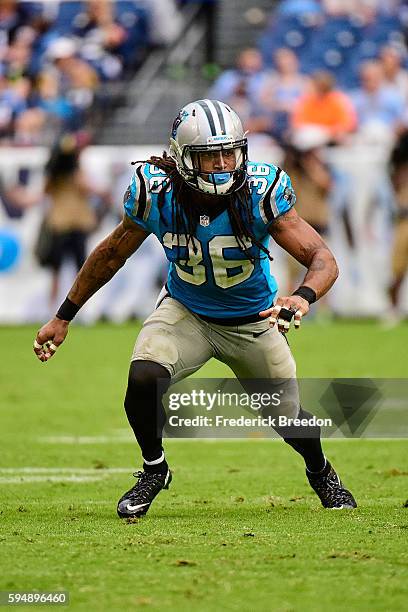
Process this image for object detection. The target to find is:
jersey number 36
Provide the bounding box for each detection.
[163,233,255,289]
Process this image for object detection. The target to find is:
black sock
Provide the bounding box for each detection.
[280,408,326,473]
[143,458,169,475]
[124,360,171,462]
[285,437,326,473]
[306,459,330,476]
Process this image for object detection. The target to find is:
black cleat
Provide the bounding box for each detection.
[117,469,172,518]
[307,461,357,509]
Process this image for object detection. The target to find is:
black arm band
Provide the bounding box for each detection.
[56,298,81,322]
[292,286,317,304]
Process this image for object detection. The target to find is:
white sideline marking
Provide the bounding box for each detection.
[0,468,132,473]
[37,435,134,444]
[0,467,134,485]
[14,500,114,505]
[36,436,406,445]
[0,476,106,484]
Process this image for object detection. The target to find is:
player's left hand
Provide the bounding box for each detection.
[259,296,310,333]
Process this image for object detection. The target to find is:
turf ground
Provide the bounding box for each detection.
[1,321,407,611]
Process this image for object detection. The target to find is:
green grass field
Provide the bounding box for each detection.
[1,321,407,611]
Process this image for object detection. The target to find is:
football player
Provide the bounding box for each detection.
[33,99,356,516]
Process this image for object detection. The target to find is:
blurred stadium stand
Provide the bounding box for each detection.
[97,0,277,144]
[259,3,406,88]
[0,0,185,145]
[0,0,279,145]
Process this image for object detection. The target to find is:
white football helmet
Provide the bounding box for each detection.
[169,99,248,195]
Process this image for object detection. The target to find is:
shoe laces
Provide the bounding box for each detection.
[124,470,165,504]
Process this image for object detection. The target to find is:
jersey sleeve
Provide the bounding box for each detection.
[123,163,155,233]
[258,167,297,228]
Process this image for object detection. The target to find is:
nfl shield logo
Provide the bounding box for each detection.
[200,215,210,227]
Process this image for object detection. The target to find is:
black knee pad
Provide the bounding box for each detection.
[128,359,170,389]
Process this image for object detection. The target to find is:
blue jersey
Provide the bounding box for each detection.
[123,161,296,319]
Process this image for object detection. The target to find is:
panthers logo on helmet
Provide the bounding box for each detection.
[283,186,296,206]
[171,109,189,139]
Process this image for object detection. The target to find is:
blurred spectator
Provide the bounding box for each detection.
[46,37,99,127]
[387,129,408,320]
[0,0,37,46]
[71,0,127,80]
[283,132,332,289]
[292,71,356,143]
[208,47,271,134]
[0,75,30,140]
[284,130,332,237]
[36,134,99,306]
[209,48,267,102]
[14,107,48,145]
[34,71,77,132]
[2,38,33,80]
[258,48,307,144]
[209,48,277,138]
[379,45,408,102]
[351,60,405,143]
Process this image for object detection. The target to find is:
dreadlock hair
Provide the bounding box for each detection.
[132,151,272,264]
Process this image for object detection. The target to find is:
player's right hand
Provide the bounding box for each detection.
[33,318,69,362]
